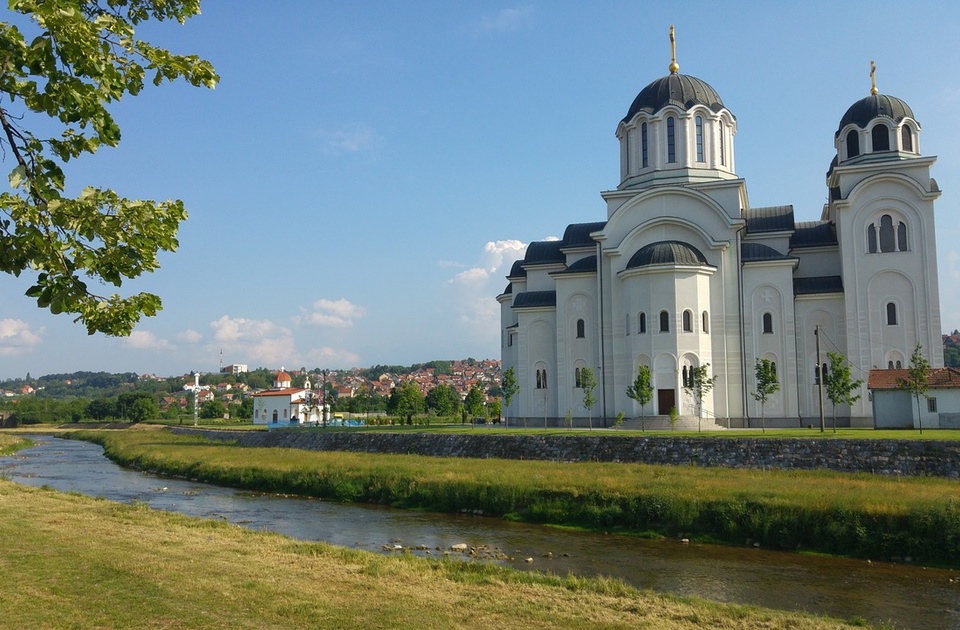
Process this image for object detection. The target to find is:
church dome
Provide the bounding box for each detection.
[836,93,915,136]
[622,73,726,123]
[274,370,292,388]
[626,241,710,269]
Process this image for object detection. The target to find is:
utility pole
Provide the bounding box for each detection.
[815,326,825,433]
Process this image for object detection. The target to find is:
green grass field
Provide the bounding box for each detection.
[0,430,860,630]
[67,428,960,569]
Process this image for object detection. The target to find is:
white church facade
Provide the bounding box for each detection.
[498,34,943,428]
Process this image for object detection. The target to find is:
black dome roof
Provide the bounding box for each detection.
[626,241,710,269]
[836,94,915,136]
[623,74,726,123]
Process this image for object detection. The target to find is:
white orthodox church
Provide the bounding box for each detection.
[498,30,943,428]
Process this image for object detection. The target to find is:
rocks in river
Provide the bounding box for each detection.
[451,543,468,552]
[525,557,534,563]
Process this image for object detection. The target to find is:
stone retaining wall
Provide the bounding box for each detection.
[170,428,960,479]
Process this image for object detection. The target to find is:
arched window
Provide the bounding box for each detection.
[771,362,778,381]
[638,312,646,334]
[879,214,895,252]
[872,124,890,152]
[897,360,902,369]
[695,116,704,162]
[641,122,649,168]
[762,312,774,334]
[847,129,860,158]
[576,319,585,339]
[887,360,894,370]
[272,409,278,423]
[702,311,709,334]
[897,221,907,251]
[575,367,582,388]
[901,126,913,152]
[666,117,676,163]
[682,310,693,332]
[867,224,878,253]
[719,123,726,166]
[659,310,670,332]
[886,302,898,325]
[682,365,690,388]
[535,367,548,389]
[283,408,288,418]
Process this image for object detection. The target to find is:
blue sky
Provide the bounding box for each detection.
[3,1,960,379]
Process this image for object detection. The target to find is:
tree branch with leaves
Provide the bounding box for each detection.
[897,343,930,434]
[0,0,218,335]
[823,351,863,432]
[752,358,780,433]
[682,363,718,432]
[626,364,653,431]
[580,367,597,430]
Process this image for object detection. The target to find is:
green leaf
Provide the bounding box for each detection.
[8,165,27,188]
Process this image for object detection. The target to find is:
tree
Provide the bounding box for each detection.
[897,343,930,434]
[580,367,597,430]
[501,366,519,428]
[823,352,863,432]
[488,398,502,423]
[0,1,218,335]
[199,399,226,420]
[237,397,253,420]
[86,396,116,420]
[682,363,718,431]
[388,381,423,425]
[127,395,158,423]
[626,365,654,431]
[464,385,485,422]
[751,358,780,433]
[425,383,461,417]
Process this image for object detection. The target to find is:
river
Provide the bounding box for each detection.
[2,435,958,629]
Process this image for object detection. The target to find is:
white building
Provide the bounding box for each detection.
[251,370,323,426]
[869,368,960,429]
[499,36,943,428]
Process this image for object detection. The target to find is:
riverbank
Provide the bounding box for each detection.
[170,426,960,478]
[0,478,860,629]
[75,429,960,569]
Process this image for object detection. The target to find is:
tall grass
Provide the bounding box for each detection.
[73,430,960,568]
[0,434,31,455]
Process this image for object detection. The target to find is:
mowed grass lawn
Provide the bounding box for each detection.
[0,435,856,629]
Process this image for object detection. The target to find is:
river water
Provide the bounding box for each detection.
[2,435,958,629]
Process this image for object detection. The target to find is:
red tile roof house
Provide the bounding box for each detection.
[867,368,960,429]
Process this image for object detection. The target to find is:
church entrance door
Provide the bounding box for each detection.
[657,389,675,415]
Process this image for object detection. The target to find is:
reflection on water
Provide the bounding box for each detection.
[3,435,959,629]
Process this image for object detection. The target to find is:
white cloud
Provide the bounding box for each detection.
[314,123,378,155]
[122,330,172,351]
[304,346,361,368]
[176,329,203,344]
[0,319,43,356]
[209,316,298,366]
[297,298,367,329]
[443,239,528,346]
[476,6,533,35]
